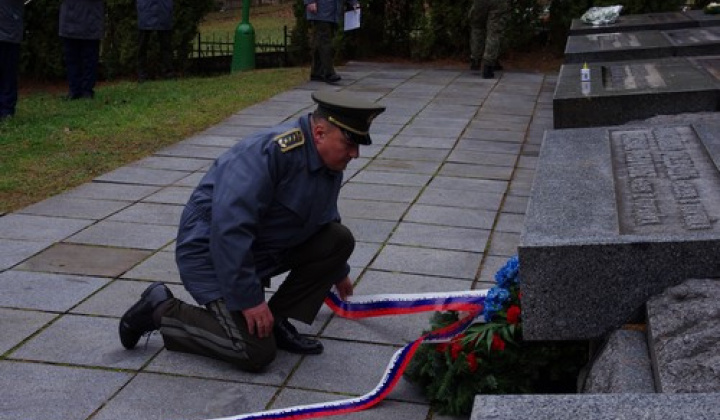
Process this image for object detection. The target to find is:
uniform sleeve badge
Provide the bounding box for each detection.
[273,129,305,153]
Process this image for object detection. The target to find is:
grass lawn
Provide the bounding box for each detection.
[1,2,303,215]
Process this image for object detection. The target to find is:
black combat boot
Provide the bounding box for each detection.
[119,282,173,349]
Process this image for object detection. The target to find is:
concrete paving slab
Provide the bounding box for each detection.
[120,251,181,283]
[182,134,241,147]
[10,314,161,369]
[428,176,507,193]
[107,202,184,226]
[0,308,56,355]
[129,155,209,172]
[486,231,520,257]
[417,188,504,211]
[17,195,130,219]
[495,212,526,233]
[389,222,490,253]
[0,213,93,242]
[0,239,51,271]
[439,162,515,180]
[447,150,519,167]
[0,270,108,311]
[342,218,396,243]
[347,241,382,268]
[501,195,530,214]
[349,170,432,187]
[390,135,459,149]
[477,254,515,285]
[63,182,160,201]
[272,388,431,419]
[141,185,194,205]
[378,146,451,162]
[455,139,523,155]
[17,243,151,277]
[173,171,207,187]
[0,361,131,420]
[66,220,177,250]
[146,347,301,386]
[461,128,526,143]
[94,166,190,186]
[338,198,410,221]
[405,204,496,229]
[72,280,193,317]
[92,373,277,420]
[340,182,422,203]
[371,244,481,279]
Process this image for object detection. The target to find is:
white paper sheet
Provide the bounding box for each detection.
[344,9,361,31]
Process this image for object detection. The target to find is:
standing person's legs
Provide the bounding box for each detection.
[137,29,151,81]
[310,21,338,82]
[79,39,100,98]
[62,37,83,99]
[158,30,174,78]
[469,0,489,71]
[0,41,20,119]
[483,0,510,75]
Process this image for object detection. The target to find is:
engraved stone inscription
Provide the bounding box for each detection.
[589,33,642,49]
[604,64,668,91]
[664,28,720,45]
[611,126,720,234]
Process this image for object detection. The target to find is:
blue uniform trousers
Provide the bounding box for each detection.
[0,41,20,118]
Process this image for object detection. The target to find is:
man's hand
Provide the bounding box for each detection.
[335,276,354,301]
[306,2,317,14]
[242,302,274,338]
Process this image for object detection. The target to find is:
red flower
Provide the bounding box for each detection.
[466,352,479,372]
[436,343,449,353]
[506,305,521,324]
[491,333,506,352]
[450,342,463,360]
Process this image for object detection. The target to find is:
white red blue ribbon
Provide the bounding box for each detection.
[205,289,487,420]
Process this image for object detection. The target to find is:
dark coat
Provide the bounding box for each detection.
[304,0,358,24]
[58,0,105,40]
[175,115,345,312]
[136,0,173,31]
[0,0,24,43]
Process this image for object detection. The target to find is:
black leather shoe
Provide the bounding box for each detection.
[310,74,325,82]
[482,64,495,79]
[470,59,480,71]
[119,282,173,349]
[273,318,323,355]
[325,74,341,84]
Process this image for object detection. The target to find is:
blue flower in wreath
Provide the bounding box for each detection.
[494,255,520,289]
[483,286,510,321]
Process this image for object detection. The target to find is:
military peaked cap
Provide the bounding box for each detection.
[312,91,386,145]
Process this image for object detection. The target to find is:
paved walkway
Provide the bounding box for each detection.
[0,61,556,420]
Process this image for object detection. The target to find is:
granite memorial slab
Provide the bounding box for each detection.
[570,11,696,36]
[519,122,720,340]
[565,27,720,64]
[553,57,719,129]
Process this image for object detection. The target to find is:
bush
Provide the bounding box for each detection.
[404,257,589,416]
[21,0,215,80]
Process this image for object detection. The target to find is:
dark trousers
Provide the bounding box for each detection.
[0,41,21,117]
[310,21,336,78]
[137,30,173,79]
[62,37,100,98]
[159,222,355,371]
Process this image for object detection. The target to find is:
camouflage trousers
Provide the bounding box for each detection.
[469,0,510,64]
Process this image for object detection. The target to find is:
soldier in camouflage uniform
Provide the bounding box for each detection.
[469,0,510,79]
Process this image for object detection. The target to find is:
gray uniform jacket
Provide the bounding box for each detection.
[175,115,346,312]
[0,0,23,43]
[59,0,105,40]
[136,0,173,31]
[304,0,358,24]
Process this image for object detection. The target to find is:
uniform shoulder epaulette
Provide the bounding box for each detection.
[273,129,305,153]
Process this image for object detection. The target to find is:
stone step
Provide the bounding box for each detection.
[471,394,720,420]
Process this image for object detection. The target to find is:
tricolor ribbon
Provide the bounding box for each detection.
[206,289,487,420]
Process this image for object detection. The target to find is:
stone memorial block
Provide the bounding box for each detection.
[519,122,720,340]
[663,27,720,57]
[570,12,696,36]
[553,57,719,129]
[565,30,674,64]
[686,9,720,28]
[565,27,720,64]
